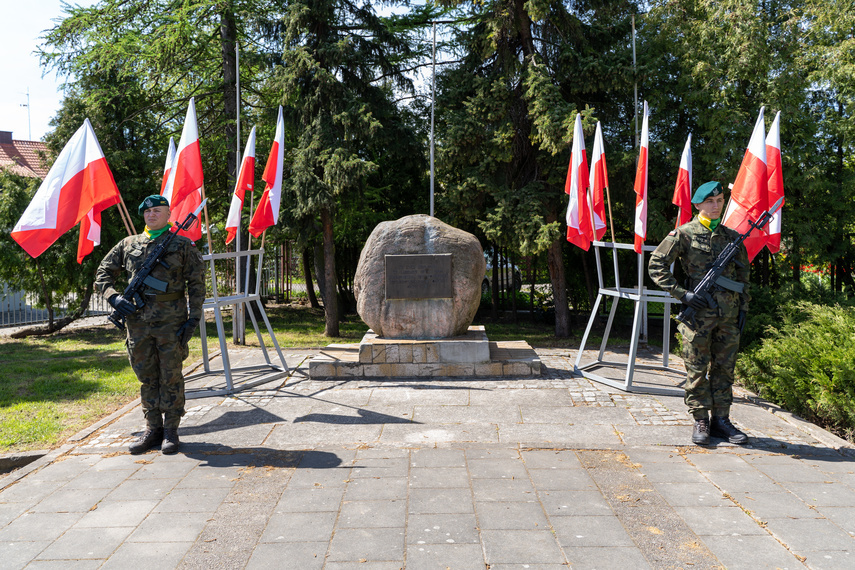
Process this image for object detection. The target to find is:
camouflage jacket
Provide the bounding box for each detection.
[95,231,206,322]
[648,217,750,312]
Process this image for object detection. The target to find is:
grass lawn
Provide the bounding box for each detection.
[0,303,608,454]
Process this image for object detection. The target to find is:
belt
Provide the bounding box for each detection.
[145,291,184,302]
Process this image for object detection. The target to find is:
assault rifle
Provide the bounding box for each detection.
[675,197,784,330]
[108,198,207,331]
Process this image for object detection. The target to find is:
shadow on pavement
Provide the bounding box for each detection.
[294,409,417,424]
[181,445,344,470]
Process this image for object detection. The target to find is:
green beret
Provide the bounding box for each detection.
[138,194,170,215]
[691,181,724,204]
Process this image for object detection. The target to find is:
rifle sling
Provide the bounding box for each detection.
[714,275,744,293]
[144,291,184,302]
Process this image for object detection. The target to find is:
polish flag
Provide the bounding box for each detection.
[765,112,784,253]
[225,126,257,245]
[249,107,285,237]
[159,137,176,194]
[564,113,592,251]
[161,98,204,241]
[633,101,649,254]
[723,107,768,261]
[12,119,120,260]
[672,134,693,227]
[588,121,608,241]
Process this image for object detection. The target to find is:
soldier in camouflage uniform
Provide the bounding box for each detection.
[95,195,205,454]
[648,181,750,446]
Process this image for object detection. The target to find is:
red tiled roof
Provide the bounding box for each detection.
[0,139,50,179]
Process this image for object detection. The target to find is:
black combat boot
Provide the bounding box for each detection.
[710,416,748,445]
[692,418,711,445]
[129,427,163,455]
[161,428,180,455]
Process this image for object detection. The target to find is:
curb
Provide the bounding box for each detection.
[0,444,75,491]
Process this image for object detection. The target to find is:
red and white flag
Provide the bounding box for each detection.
[633,101,649,254]
[161,98,204,241]
[672,134,693,227]
[588,121,608,241]
[564,113,592,251]
[12,118,120,260]
[159,137,176,195]
[225,126,257,245]
[723,107,768,261]
[249,107,285,237]
[765,111,784,253]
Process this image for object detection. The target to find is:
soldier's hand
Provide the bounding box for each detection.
[177,318,200,345]
[109,294,136,317]
[681,292,708,311]
[738,310,747,334]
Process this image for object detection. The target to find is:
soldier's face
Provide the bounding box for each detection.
[144,206,171,231]
[696,194,725,220]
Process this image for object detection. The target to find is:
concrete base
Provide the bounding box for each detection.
[309,326,540,379]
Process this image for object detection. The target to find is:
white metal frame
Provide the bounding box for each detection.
[185,247,289,398]
[574,240,684,394]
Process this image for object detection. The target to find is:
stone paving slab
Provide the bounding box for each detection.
[1,345,854,568]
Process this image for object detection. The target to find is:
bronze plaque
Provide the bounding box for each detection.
[385,254,452,299]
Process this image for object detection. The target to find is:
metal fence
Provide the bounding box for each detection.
[0,282,111,329]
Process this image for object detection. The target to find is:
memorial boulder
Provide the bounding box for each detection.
[354,215,485,339]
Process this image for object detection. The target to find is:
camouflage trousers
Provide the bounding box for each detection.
[678,303,741,420]
[126,314,189,430]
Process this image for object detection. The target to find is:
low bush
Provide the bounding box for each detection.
[736,302,855,439]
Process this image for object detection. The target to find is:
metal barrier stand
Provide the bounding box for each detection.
[186,246,289,398]
[574,240,683,395]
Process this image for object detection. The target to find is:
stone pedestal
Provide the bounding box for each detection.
[309,326,540,379]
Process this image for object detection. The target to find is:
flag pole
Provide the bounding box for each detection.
[201,184,213,254]
[116,193,136,235]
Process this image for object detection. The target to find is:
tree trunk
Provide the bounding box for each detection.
[303,247,320,308]
[321,207,339,337]
[491,246,499,321]
[546,211,569,337]
[220,5,238,187]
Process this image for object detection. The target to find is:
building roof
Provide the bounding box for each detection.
[0,132,50,178]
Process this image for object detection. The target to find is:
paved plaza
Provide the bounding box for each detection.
[1,345,854,569]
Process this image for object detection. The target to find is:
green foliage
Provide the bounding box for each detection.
[736,302,855,437]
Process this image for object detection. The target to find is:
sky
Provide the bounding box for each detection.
[0,0,97,142]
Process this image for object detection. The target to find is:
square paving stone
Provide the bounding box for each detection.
[651,482,731,508]
[26,456,98,481]
[0,540,52,568]
[635,462,709,484]
[0,512,82,542]
[551,515,634,547]
[467,458,529,479]
[537,490,613,516]
[520,450,584,469]
[129,457,199,479]
[673,505,768,536]
[350,457,409,479]
[706,470,784,494]
[0,479,57,505]
[408,468,470,489]
[106,477,181,501]
[406,543,485,569]
[338,500,406,528]
[74,499,159,528]
[818,507,855,536]
[497,423,622,447]
[684,453,749,472]
[471,479,537,502]
[30,488,112,513]
[287,467,352,489]
[564,545,652,569]
[408,488,474,514]
[152,486,230,513]
[527,468,598,491]
[412,404,521,424]
[99,541,192,570]
[62,469,138,490]
[266,423,383,446]
[520,405,634,425]
[176,466,243,488]
[736,491,820,520]
[35,527,132,560]
[410,448,467,468]
[407,513,480,544]
[245,541,326,570]
[465,447,522,461]
[23,560,102,569]
[469,389,574,407]
[368,387,469,406]
[747,458,831,483]
[702,534,804,569]
[324,562,404,570]
[481,529,566,564]
[260,511,338,543]
[785,482,855,507]
[476,501,548,530]
[765,517,855,552]
[797,550,854,570]
[345,476,408,500]
[276,486,346,512]
[127,511,212,542]
[326,527,405,562]
[616,425,695,447]
[379,424,498,445]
